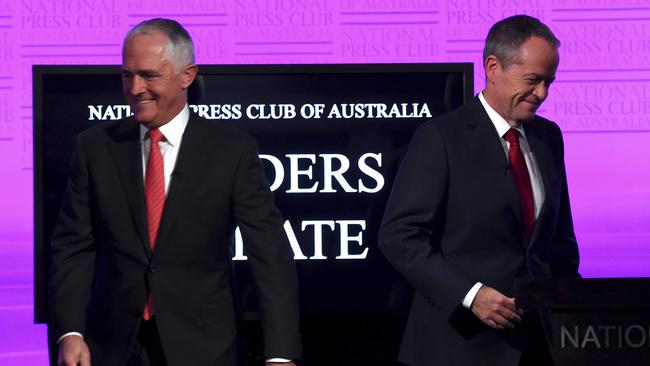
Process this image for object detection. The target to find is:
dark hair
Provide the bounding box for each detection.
[483,15,559,69]
[124,18,195,69]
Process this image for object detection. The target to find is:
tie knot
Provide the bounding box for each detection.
[504,128,520,145]
[148,128,164,144]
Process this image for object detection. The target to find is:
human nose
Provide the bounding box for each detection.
[126,75,146,96]
[533,82,549,102]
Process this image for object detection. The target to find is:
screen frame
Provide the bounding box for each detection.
[33,62,474,323]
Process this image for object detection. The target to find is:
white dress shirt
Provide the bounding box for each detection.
[140,104,189,193]
[462,92,545,309]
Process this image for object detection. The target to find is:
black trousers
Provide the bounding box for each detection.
[126,318,168,366]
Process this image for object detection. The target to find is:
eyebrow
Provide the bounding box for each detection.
[524,73,555,81]
[121,69,161,76]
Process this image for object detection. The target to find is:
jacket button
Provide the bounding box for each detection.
[148,265,157,273]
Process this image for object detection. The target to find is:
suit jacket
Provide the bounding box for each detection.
[378,96,579,366]
[49,113,301,366]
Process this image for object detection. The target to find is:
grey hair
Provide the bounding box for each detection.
[124,18,195,71]
[483,15,560,69]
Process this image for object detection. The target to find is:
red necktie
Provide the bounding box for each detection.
[143,128,165,320]
[504,128,535,239]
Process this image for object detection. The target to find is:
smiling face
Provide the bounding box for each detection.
[483,36,559,126]
[121,30,196,128]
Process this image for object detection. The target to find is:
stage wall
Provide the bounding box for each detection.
[0,1,649,364]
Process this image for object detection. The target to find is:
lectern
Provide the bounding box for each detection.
[516,278,650,366]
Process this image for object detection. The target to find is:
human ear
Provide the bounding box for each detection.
[180,64,198,89]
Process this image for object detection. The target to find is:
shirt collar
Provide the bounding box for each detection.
[478,92,527,141]
[139,104,190,146]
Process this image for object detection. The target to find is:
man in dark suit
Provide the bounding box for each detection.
[50,18,301,366]
[379,15,580,366]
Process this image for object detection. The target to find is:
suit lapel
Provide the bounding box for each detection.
[466,97,524,229]
[152,115,210,258]
[525,119,559,246]
[108,118,151,258]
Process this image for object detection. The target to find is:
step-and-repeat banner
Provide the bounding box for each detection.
[0,1,649,364]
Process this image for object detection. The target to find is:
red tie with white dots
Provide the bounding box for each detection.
[143,128,165,320]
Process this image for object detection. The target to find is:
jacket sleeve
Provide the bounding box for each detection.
[379,122,475,305]
[548,125,580,278]
[231,137,302,360]
[48,134,96,339]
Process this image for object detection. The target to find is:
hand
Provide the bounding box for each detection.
[470,285,523,330]
[58,335,91,366]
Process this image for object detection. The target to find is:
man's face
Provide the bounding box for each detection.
[121,31,195,127]
[484,36,559,126]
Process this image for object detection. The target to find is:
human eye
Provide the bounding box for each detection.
[526,77,540,85]
[140,71,159,80]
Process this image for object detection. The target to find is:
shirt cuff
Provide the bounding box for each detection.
[57,332,84,344]
[265,358,292,363]
[462,282,483,309]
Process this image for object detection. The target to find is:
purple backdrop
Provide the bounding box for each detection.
[1,1,649,364]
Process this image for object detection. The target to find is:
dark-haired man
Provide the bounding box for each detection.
[379,15,580,366]
[50,18,301,366]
